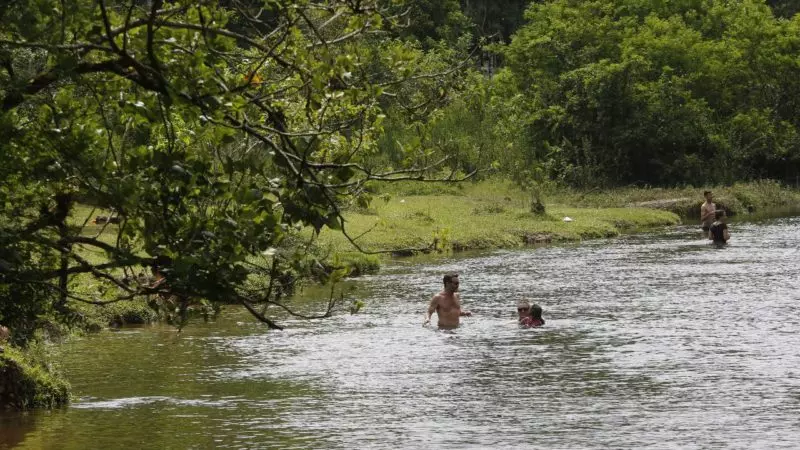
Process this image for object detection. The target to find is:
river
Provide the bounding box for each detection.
[2,217,800,449]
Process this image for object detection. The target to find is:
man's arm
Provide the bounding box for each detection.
[424,295,438,325]
[456,293,472,316]
[723,224,730,241]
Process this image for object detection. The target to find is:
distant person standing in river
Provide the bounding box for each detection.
[517,300,545,328]
[424,273,472,329]
[700,190,716,238]
[709,210,730,245]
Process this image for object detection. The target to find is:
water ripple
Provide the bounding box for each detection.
[10,217,800,449]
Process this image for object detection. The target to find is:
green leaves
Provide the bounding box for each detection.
[0,0,476,333]
[496,0,800,186]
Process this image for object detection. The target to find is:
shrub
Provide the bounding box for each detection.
[0,345,70,410]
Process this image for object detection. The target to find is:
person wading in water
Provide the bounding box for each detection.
[424,273,472,329]
[700,190,716,238]
[709,210,731,246]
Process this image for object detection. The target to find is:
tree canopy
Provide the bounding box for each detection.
[0,0,474,339]
[496,0,800,186]
[2,0,799,341]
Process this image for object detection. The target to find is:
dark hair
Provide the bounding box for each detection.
[704,190,712,196]
[531,304,544,321]
[715,210,726,220]
[443,273,459,285]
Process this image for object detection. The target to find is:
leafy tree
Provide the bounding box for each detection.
[496,0,800,186]
[390,0,473,47]
[0,0,471,337]
[461,0,530,43]
[767,0,800,18]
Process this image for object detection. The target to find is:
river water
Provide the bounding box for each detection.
[3,217,800,449]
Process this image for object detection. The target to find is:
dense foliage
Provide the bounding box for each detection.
[496,0,800,186]
[0,0,471,338]
[1,0,798,343]
[376,0,800,189]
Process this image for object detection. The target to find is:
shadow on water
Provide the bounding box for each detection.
[0,412,38,449]
[6,214,800,449]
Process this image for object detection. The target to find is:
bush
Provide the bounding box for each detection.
[338,253,381,277]
[73,297,161,331]
[0,345,70,410]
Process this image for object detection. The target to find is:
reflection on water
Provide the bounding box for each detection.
[4,218,800,449]
[0,413,37,449]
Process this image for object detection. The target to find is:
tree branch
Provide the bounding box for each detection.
[1,59,152,112]
[239,296,284,330]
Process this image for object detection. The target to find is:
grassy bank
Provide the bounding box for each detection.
[316,179,681,255]
[0,344,70,410]
[63,206,163,330]
[545,179,800,218]
[316,179,800,256]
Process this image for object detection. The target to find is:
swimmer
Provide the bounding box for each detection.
[709,210,730,245]
[423,273,472,329]
[517,300,545,327]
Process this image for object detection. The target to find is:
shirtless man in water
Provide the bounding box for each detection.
[700,190,716,238]
[423,273,472,329]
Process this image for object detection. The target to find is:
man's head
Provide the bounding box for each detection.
[704,190,713,202]
[715,210,726,221]
[530,304,543,319]
[517,299,531,318]
[443,273,459,292]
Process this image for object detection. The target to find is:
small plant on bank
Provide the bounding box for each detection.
[516,166,548,215]
[432,228,452,252]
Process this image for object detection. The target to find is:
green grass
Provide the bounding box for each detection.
[318,178,800,256]
[541,179,800,217]
[0,344,71,410]
[318,180,681,255]
[63,205,162,329]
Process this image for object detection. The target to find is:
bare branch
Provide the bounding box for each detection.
[1,58,162,112]
[377,49,477,88]
[99,0,123,53]
[37,261,127,280]
[261,296,338,320]
[239,296,284,330]
[122,0,137,53]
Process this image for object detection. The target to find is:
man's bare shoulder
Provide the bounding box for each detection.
[430,292,445,302]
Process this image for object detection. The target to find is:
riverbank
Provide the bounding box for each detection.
[67,180,800,324]
[547,179,800,218]
[316,179,800,257]
[0,345,70,410]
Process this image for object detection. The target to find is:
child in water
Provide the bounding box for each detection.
[517,300,545,327]
[709,210,730,245]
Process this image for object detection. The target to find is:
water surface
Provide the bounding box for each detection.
[3,218,800,449]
